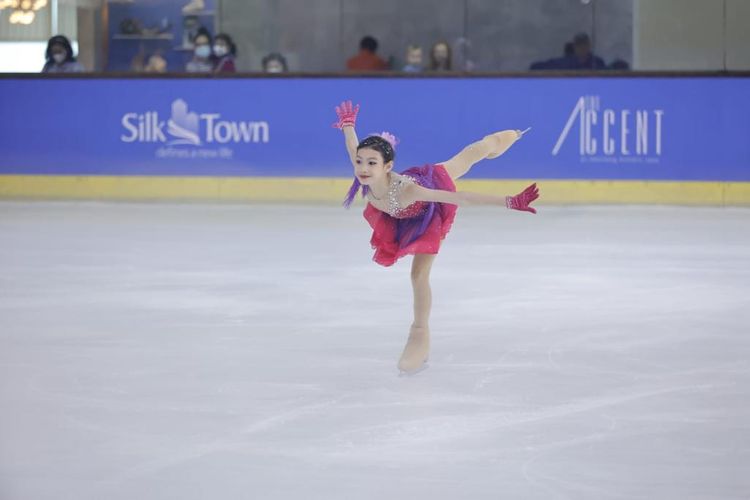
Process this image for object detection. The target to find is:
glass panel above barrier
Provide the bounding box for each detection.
[1,0,748,74]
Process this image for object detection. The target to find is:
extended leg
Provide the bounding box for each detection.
[442,130,520,180]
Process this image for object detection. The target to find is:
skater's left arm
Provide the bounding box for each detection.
[402,183,539,214]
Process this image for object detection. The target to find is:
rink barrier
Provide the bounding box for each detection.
[1,175,749,205]
[2,77,749,186]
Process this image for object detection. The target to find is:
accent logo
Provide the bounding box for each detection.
[552,96,664,163]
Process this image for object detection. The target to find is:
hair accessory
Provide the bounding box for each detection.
[377,131,399,148]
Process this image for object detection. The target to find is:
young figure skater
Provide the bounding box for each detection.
[333,101,539,374]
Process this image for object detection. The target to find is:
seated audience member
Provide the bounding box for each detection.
[452,37,475,72]
[568,33,606,69]
[262,52,288,73]
[530,42,574,70]
[131,46,167,73]
[213,33,237,73]
[531,35,605,70]
[429,40,452,71]
[186,28,215,73]
[609,58,630,70]
[145,53,168,73]
[402,45,423,73]
[346,36,388,71]
[42,35,85,73]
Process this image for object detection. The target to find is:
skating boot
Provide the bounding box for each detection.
[398,326,430,375]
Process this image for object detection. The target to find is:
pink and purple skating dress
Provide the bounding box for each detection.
[363,164,458,267]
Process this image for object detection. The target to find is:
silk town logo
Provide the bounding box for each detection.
[120,99,269,159]
[552,95,664,163]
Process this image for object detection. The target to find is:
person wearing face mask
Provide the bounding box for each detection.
[262,53,288,73]
[186,28,215,73]
[212,33,237,73]
[42,35,85,73]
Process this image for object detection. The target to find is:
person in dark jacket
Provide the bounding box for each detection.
[568,33,606,70]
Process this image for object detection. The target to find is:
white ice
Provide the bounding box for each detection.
[1,202,749,500]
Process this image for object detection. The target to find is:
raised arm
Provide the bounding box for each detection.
[440,128,530,179]
[332,100,360,165]
[402,182,539,214]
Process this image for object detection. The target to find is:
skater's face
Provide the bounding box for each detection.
[355,148,392,185]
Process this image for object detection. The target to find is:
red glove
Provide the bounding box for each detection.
[332,100,360,129]
[506,183,539,214]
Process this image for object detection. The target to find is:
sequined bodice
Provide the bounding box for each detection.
[368,173,428,219]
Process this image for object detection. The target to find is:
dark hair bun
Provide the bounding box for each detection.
[357,135,395,163]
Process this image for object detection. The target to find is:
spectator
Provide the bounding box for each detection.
[131,43,168,73]
[569,33,606,70]
[41,35,84,73]
[609,58,630,70]
[213,33,237,73]
[563,42,574,58]
[346,36,388,71]
[530,35,605,70]
[402,45,423,73]
[130,45,148,72]
[452,37,476,72]
[262,52,288,73]
[186,28,214,73]
[429,41,452,71]
[145,53,168,73]
[530,42,574,70]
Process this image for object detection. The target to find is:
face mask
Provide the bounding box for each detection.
[213,45,228,57]
[52,53,66,64]
[195,45,210,58]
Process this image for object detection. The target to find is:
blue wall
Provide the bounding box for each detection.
[1,77,748,181]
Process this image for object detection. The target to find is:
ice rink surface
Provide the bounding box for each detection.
[1,201,749,500]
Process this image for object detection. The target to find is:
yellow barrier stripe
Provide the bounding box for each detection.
[1,175,749,205]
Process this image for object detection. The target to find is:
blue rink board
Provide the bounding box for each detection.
[0,77,748,181]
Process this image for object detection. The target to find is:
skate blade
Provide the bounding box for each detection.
[398,361,429,377]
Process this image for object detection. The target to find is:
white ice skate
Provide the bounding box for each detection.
[397,326,430,376]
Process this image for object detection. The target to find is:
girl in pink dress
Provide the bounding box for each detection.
[333,101,539,374]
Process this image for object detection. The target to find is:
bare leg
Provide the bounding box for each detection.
[398,253,436,372]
